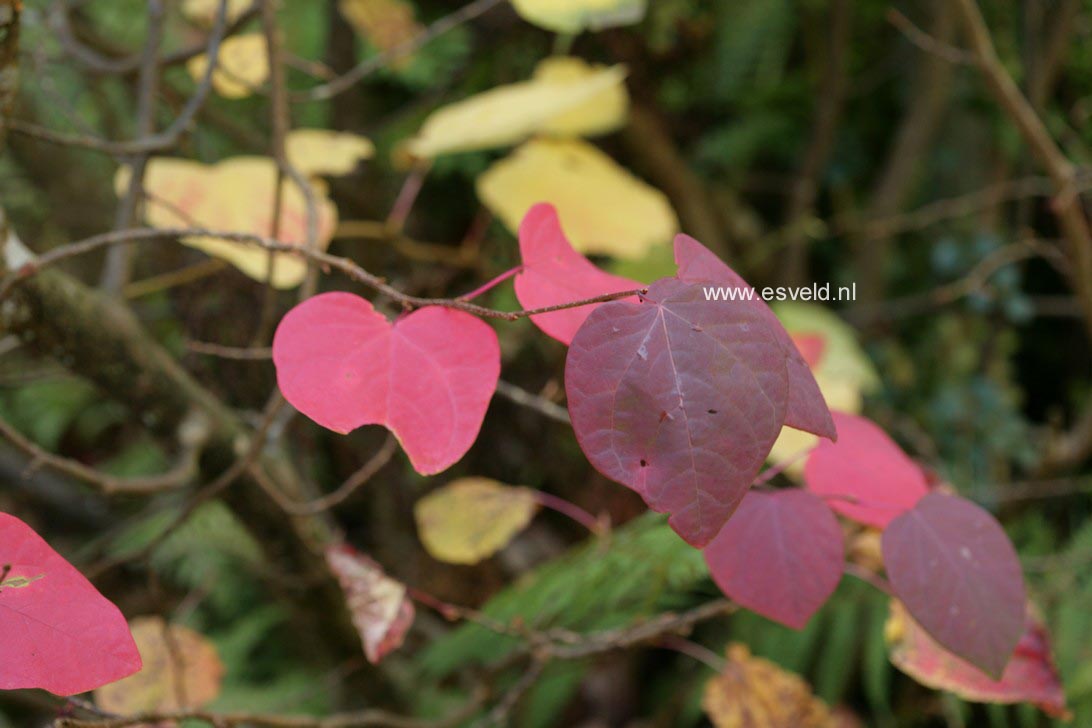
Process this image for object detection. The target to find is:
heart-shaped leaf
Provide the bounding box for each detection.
[804,413,929,527]
[325,545,415,664]
[703,489,844,629]
[0,513,142,695]
[514,203,641,345]
[674,235,836,441]
[566,277,789,547]
[886,600,1069,719]
[273,293,500,474]
[882,493,1026,678]
[414,478,539,565]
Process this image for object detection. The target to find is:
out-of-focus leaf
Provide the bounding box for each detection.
[702,643,834,727]
[882,493,1026,678]
[402,59,626,158]
[477,138,678,260]
[95,617,223,714]
[768,303,879,477]
[325,545,415,664]
[118,157,337,289]
[414,477,539,565]
[338,0,422,68]
[181,0,251,25]
[886,600,1070,719]
[186,33,269,99]
[285,129,375,177]
[511,0,647,33]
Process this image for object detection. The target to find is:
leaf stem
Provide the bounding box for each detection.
[529,490,606,535]
[458,266,522,301]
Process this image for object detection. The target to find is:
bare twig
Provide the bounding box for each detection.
[494,380,570,424]
[887,8,974,65]
[296,0,504,103]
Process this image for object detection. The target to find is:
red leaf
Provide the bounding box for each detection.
[514,203,642,345]
[325,545,415,664]
[566,277,790,547]
[273,293,500,474]
[882,493,1026,679]
[0,513,142,695]
[887,600,1070,719]
[704,490,844,629]
[803,413,928,527]
[674,235,836,441]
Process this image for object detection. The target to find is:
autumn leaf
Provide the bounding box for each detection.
[886,600,1070,718]
[119,157,337,289]
[186,33,269,99]
[338,0,422,68]
[273,293,500,474]
[286,128,375,177]
[703,643,835,728]
[326,545,415,664]
[514,203,642,345]
[882,493,1026,678]
[402,59,627,158]
[803,413,928,527]
[414,478,539,565]
[478,138,678,260]
[180,0,251,25]
[95,617,224,716]
[703,490,844,629]
[0,513,142,695]
[511,0,648,33]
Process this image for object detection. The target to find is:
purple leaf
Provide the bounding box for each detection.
[674,235,836,441]
[882,493,1026,679]
[565,276,789,547]
[704,489,844,628]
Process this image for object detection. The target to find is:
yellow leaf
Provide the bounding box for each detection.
[338,0,422,67]
[767,303,879,477]
[181,0,251,25]
[511,0,647,33]
[414,477,539,565]
[95,617,224,715]
[118,157,337,289]
[186,33,269,99]
[402,58,627,158]
[703,643,835,728]
[534,57,629,137]
[476,138,678,259]
[286,129,375,177]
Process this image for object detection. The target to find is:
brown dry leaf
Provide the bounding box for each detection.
[186,33,269,99]
[476,138,678,259]
[286,129,375,177]
[338,0,422,67]
[94,617,224,717]
[414,478,539,565]
[886,601,1070,719]
[703,643,835,728]
[118,156,337,289]
[402,58,627,158]
[326,545,415,664]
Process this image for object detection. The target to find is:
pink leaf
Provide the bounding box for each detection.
[803,413,929,527]
[514,203,642,345]
[882,493,1026,679]
[674,235,835,440]
[273,293,500,475]
[325,545,415,664]
[704,490,844,629]
[566,277,790,547]
[0,513,142,695]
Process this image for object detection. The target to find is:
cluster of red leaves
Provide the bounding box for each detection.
[0,205,1063,716]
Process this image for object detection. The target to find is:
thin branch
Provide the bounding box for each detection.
[887,8,974,65]
[494,380,570,424]
[296,0,504,103]
[0,226,647,321]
